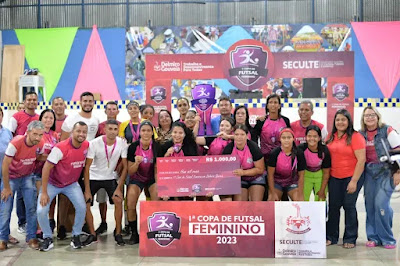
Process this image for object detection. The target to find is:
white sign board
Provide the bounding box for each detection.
[275,202,326,258]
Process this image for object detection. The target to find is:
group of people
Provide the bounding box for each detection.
[0,91,399,253]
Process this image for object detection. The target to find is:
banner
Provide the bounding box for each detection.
[274,202,326,258]
[156,155,241,197]
[145,79,172,124]
[140,201,275,257]
[326,76,355,132]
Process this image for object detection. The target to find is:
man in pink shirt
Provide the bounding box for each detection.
[291,100,328,145]
[9,91,40,233]
[0,121,45,251]
[9,91,39,136]
[37,122,89,251]
[51,97,67,139]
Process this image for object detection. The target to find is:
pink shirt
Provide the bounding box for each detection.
[55,116,67,139]
[10,111,39,136]
[291,120,326,145]
[34,130,58,174]
[5,135,44,179]
[47,138,89,188]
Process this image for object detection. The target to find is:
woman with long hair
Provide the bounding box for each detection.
[253,94,291,162]
[126,121,160,245]
[222,124,265,201]
[156,109,173,145]
[360,106,400,249]
[176,97,190,122]
[298,125,331,201]
[267,128,306,201]
[326,109,366,249]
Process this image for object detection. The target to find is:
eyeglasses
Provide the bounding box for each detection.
[364,114,377,118]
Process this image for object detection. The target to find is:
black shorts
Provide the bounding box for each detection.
[129,178,156,191]
[89,180,119,205]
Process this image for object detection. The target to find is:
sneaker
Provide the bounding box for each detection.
[95,222,108,235]
[28,238,39,250]
[127,233,139,245]
[17,224,26,234]
[49,219,56,233]
[70,235,82,249]
[36,230,43,240]
[115,234,125,246]
[82,223,91,235]
[82,234,97,247]
[122,225,131,236]
[0,241,7,251]
[39,238,54,252]
[57,225,67,240]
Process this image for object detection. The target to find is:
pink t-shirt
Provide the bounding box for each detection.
[10,111,39,136]
[47,138,89,188]
[129,143,155,183]
[291,120,326,145]
[34,130,58,175]
[366,127,395,163]
[5,135,44,179]
[96,120,121,138]
[55,116,67,138]
[260,117,287,156]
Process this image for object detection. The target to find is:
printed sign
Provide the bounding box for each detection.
[140,201,275,257]
[274,202,326,258]
[157,155,241,197]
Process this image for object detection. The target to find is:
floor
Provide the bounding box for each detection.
[2,191,400,266]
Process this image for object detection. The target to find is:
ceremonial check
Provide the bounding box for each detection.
[157,155,241,197]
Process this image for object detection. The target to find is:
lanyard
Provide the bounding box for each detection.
[129,121,140,142]
[103,136,117,168]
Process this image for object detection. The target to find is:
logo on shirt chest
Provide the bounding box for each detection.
[246,158,253,164]
[366,140,374,147]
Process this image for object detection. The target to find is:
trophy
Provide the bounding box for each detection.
[191,84,216,136]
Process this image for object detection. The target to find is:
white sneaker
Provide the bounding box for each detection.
[17,224,26,234]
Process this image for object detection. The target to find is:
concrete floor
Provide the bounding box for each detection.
[2,190,400,266]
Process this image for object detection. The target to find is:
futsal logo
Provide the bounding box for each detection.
[150,86,166,104]
[229,45,268,87]
[147,212,181,247]
[332,83,349,101]
[286,203,311,234]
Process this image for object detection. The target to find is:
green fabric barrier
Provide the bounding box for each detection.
[15,27,78,101]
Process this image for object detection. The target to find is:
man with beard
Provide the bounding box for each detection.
[56,92,99,240]
[37,122,90,251]
[0,121,45,251]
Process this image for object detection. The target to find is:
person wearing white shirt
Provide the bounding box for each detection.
[83,120,128,246]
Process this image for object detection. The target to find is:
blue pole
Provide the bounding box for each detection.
[81,0,85,27]
[126,0,129,28]
[171,0,175,25]
[311,0,315,23]
[264,0,267,24]
[37,0,41,28]
[217,0,220,25]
